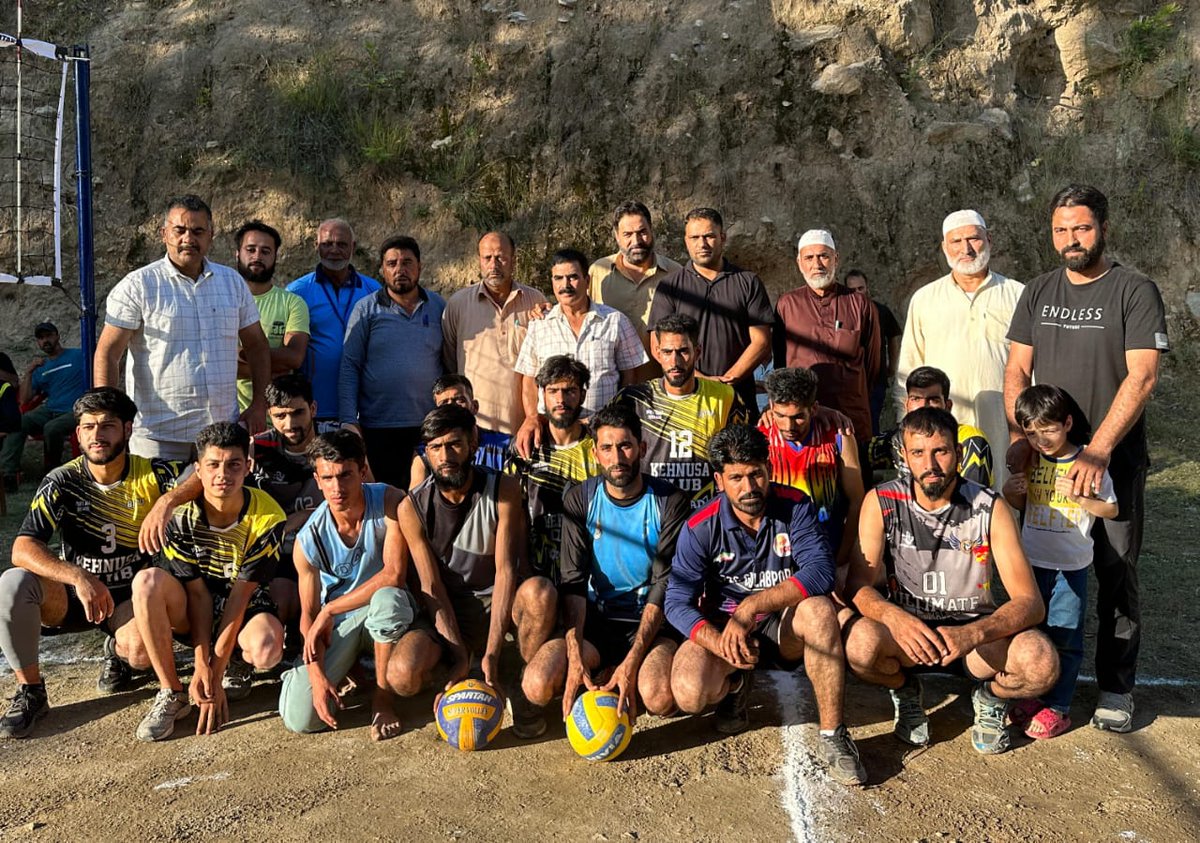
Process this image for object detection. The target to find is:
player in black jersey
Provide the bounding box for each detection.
[0,388,179,738]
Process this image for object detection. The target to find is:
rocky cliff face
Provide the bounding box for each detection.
[1,0,1196,354]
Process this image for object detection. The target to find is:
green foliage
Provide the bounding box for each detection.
[1121,3,1182,78]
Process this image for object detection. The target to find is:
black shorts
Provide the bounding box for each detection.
[583,606,681,670]
[40,584,128,638]
[702,612,803,672]
[173,586,279,647]
[415,590,493,659]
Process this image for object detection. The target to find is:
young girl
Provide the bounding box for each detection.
[1002,384,1118,739]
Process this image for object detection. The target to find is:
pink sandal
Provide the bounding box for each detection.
[1025,706,1071,740]
[1009,698,1042,730]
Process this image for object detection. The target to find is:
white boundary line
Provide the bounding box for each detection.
[772,671,829,843]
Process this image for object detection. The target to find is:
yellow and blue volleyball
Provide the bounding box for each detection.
[436,679,503,751]
[566,690,633,762]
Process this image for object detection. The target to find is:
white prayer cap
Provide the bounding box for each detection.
[797,229,836,252]
[942,210,987,237]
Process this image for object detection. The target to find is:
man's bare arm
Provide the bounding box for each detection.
[93,324,136,387]
[722,324,771,384]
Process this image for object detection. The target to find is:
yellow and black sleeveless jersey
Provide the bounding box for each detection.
[506,435,600,580]
[870,424,994,488]
[613,378,747,509]
[17,455,180,594]
[162,487,285,598]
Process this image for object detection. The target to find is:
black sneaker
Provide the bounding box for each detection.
[0,683,49,739]
[509,680,547,739]
[222,655,254,702]
[818,724,868,786]
[97,637,132,694]
[715,670,753,735]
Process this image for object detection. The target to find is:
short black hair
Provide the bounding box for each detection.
[0,353,16,377]
[709,424,770,472]
[684,207,723,229]
[306,428,367,467]
[899,407,958,444]
[164,194,212,224]
[265,373,313,408]
[550,248,589,277]
[421,404,477,444]
[536,355,591,390]
[380,234,421,263]
[844,268,867,282]
[612,200,652,231]
[431,373,474,398]
[906,366,951,397]
[73,387,138,424]
[652,313,700,345]
[196,421,250,459]
[765,368,819,407]
[1051,184,1108,226]
[590,402,642,441]
[233,219,281,250]
[1015,384,1092,446]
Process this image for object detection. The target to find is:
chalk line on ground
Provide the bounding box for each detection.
[772,671,840,843]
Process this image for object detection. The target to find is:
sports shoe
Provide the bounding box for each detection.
[97,637,132,694]
[817,725,867,786]
[136,688,192,742]
[0,683,49,739]
[222,656,254,702]
[1092,691,1134,733]
[970,682,1011,755]
[509,682,547,739]
[889,675,929,746]
[715,670,753,735]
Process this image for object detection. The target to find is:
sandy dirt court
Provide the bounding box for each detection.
[1,636,1197,842]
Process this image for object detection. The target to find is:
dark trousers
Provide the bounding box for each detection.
[1091,461,1146,695]
[362,426,422,490]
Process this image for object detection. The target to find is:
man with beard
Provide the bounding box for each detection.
[841,407,1056,755]
[340,235,446,488]
[647,208,774,411]
[613,314,747,510]
[773,230,880,477]
[287,218,379,427]
[232,221,310,415]
[548,403,689,720]
[664,425,866,786]
[442,232,547,438]
[0,388,179,738]
[96,195,271,460]
[383,405,523,727]
[896,210,1022,489]
[1004,185,1168,734]
[277,430,417,741]
[408,374,513,487]
[589,201,681,381]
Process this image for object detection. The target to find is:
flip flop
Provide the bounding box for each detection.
[1025,706,1071,740]
[1009,698,1043,730]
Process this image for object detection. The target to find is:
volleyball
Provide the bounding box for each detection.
[435,679,503,751]
[566,690,633,762]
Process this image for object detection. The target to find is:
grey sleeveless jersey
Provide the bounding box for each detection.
[410,469,499,597]
[876,477,997,622]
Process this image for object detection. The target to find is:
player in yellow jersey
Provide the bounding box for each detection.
[132,423,286,741]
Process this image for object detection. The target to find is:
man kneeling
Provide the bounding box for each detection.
[842,407,1058,754]
[132,423,287,741]
[665,425,866,786]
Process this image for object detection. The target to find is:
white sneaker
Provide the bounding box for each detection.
[137,689,192,742]
[1092,691,1134,733]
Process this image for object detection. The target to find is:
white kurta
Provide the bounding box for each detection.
[895,270,1024,489]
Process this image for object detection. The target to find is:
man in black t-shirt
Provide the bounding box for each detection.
[1004,184,1169,734]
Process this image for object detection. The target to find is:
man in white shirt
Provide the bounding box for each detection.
[895,210,1023,489]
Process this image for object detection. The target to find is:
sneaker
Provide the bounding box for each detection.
[817,725,867,786]
[222,656,254,702]
[97,637,132,694]
[0,683,49,739]
[509,682,547,739]
[970,682,1011,755]
[715,670,753,735]
[1092,691,1134,733]
[889,675,929,746]
[136,688,192,742]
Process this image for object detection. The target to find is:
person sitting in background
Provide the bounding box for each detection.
[0,353,20,436]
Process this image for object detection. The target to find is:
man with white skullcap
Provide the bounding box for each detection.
[773,229,881,468]
[895,210,1023,489]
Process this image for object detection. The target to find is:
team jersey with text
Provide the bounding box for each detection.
[506,435,599,581]
[760,421,846,548]
[250,429,321,554]
[18,455,179,598]
[162,487,285,599]
[613,378,746,509]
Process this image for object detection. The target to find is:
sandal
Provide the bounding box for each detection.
[1009,698,1042,730]
[1025,706,1071,740]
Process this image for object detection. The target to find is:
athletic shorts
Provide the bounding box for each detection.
[415,590,493,659]
[701,612,803,672]
[583,605,680,670]
[173,586,279,647]
[40,584,129,638]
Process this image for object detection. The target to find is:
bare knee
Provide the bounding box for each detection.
[385,646,431,697]
[132,567,169,599]
[242,628,283,670]
[115,625,151,671]
[1008,630,1060,696]
[843,616,888,673]
[793,596,838,644]
[514,577,556,622]
[639,669,676,715]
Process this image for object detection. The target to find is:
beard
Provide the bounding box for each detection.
[663,366,694,388]
[947,242,991,276]
[433,462,470,490]
[622,243,652,265]
[238,258,276,285]
[387,276,417,296]
[84,436,127,466]
[917,471,954,499]
[320,257,351,273]
[802,269,835,290]
[1060,234,1105,272]
[548,404,583,430]
[601,461,640,489]
[730,489,767,517]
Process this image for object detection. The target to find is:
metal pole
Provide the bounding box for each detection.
[73,44,95,387]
